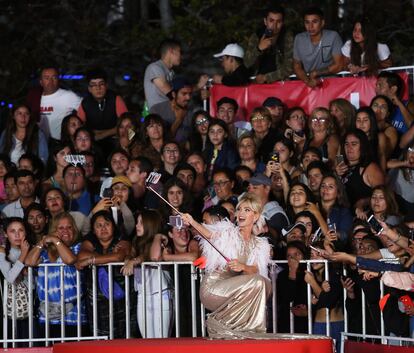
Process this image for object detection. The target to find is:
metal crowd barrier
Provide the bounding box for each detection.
[341,332,414,353]
[202,65,414,113]
[0,260,412,351]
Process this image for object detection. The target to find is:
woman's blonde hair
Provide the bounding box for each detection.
[49,212,79,244]
[236,192,263,215]
[310,107,335,136]
[237,133,257,152]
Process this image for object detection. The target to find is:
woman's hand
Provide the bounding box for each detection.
[335,161,348,177]
[355,207,367,220]
[292,132,306,145]
[325,230,338,243]
[329,252,353,263]
[181,213,195,227]
[341,277,356,299]
[111,195,122,208]
[360,270,380,281]
[304,202,320,215]
[265,160,277,177]
[75,256,93,270]
[304,270,315,284]
[321,280,331,292]
[43,235,60,246]
[228,259,245,273]
[20,239,30,257]
[161,246,172,261]
[120,259,135,276]
[92,198,113,214]
[348,64,368,74]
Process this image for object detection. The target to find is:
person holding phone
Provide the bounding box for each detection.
[244,5,294,83]
[335,129,385,210]
[355,185,401,227]
[91,176,135,237]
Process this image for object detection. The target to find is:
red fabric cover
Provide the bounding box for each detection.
[209,73,409,121]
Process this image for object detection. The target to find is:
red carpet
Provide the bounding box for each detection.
[53,337,333,353]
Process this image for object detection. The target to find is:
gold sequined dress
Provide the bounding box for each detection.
[198,221,271,338]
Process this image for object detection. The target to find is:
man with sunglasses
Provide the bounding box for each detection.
[293,6,343,88]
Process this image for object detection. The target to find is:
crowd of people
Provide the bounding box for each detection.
[0,3,414,349]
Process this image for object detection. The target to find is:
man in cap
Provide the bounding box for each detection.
[212,43,250,86]
[247,173,289,236]
[282,222,307,243]
[262,96,285,130]
[150,77,194,143]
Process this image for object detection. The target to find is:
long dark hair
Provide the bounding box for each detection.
[2,217,35,259]
[60,114,83,146]
[131,209,163,261]
[342,128,373,167]
[350,18,380,76]
[3,104,40,157]
[189,110,211,152]
[45,143,72,178]
[352,107,379,160]
[160,177,193,221]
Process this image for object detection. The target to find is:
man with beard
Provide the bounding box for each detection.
[150,77,194,143]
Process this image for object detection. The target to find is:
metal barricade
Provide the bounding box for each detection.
[1,259,413,351]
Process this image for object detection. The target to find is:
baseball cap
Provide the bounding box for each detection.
[213,44,244,59]
[263,97,284,108]
[111,175,132,188]
[248,173,271,186]
[282,222,307,237]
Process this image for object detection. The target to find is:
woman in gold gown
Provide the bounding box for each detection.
[182,193,272,338]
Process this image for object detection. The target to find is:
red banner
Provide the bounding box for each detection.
[209,74,409,121]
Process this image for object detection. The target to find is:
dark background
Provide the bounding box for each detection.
[0,0,413,112]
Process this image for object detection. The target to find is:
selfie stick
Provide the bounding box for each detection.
[64,155,86,212]
[145,173,230,262]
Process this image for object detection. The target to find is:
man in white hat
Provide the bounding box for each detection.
[212,43,251,86]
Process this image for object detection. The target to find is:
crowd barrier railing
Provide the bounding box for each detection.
[203,65,414,118]
[0,259,412,351]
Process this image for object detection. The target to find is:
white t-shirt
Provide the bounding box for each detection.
[10,136,24,164]
[341,40,391,64]
[39,88,82,140]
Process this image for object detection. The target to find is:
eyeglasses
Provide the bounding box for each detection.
[213,180,230,188]
[311,117,327,123]
[195,118,209,126]
[251,115,267,122]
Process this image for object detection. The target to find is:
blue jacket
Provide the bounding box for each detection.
[204,140,240,172]
[328,206,353,242]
